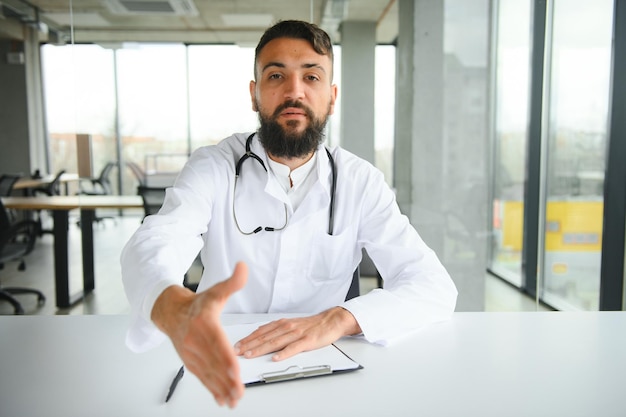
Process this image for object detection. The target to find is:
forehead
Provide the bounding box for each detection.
[256,37,333,75]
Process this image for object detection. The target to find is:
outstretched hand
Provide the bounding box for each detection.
[151,262,248,408]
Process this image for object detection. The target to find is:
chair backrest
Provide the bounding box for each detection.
[97,162,117,194]
[0,199,38,263]
[345,268,360,301]
[0,198,11,233]
[137,185,166,218]
[35,170,66,196]
[127,162,146,186]
[0,174,22,197]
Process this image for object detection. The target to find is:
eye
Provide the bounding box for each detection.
[306,74,320,82]
[268,73,282,80]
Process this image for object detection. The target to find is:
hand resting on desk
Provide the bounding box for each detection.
[151,261,362,409]
[234,307,361,361]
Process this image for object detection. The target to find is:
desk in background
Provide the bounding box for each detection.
[13,173,79,195]
[0,312,624,417]
[1,195,142,308]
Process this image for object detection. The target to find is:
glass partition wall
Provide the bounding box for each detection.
[489,0,616,311]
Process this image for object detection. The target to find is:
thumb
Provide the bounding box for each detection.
[213,261,248,299]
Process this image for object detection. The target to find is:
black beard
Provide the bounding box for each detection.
[257,100,329,159]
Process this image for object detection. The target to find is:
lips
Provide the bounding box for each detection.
[281,107,307,117]
[273,101,313,119]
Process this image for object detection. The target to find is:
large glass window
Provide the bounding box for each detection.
[41,44,117,194]
[42,42,396,194]
[489,0,532,287]
[116,44,189,189]
[187,45,257,149]
[541,0,613,310]
[375,45,396,185]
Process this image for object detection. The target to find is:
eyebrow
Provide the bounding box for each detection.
[261,61,327,74]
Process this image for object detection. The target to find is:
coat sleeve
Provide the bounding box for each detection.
[120,148,218,352]
[340,157,458,345]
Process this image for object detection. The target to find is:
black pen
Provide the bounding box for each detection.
[165,366,185,403]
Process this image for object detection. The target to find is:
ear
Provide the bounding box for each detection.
[249,80,258,112]
[328,84,338,115]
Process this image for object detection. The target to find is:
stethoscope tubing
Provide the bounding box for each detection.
[234,133,336,236]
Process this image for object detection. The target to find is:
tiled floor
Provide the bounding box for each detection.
[0,213,545,315]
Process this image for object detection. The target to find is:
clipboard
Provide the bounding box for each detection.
[225,323,363,386]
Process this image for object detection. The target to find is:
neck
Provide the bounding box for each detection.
[267,151,315,171]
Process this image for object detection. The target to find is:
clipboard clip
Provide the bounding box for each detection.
[260,365,332,383]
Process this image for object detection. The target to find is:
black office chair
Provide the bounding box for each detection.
[78,162,117,225]
[0,174,23,223]
[345,250,383,301]
[79,162,116,196]
[137,185,166,219]
[32,170,65,235]
[345,269,361,301]
[0,174,22,197]
[32,169,66,197]
[0,198,45,314]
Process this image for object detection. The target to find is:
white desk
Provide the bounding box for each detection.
[0,312,624,417]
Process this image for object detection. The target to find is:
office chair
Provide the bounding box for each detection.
[345,269,360,301]
[0,198,45,314]
[32,170,66,235]
[0,173,22,196]
[137,185,166,219]
[345,250,383,301]
[78,162,117,225]
[32,169,66,197]
[79,162,116,196]
[0,174,23,223]
[358,249,383,288]
[126,161,147,186]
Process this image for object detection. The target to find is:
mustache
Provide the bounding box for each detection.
[272,100,315,119]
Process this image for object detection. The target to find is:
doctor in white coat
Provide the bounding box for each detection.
[121,20,457,409]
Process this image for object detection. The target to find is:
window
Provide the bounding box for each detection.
[489,0,532,286]
[541,0,613,310]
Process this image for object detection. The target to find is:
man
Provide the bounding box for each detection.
[121,20,457,408]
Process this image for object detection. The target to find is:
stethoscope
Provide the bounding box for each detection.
[233,133,337,235]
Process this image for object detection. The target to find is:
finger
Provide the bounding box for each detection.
[184,319,244,406]
[234,319,289,353]
[212,262,248,300]
[271,337,311,361]
[241,328,303,358]
[189,352,242,407]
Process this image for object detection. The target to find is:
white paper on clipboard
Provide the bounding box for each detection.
[225,322,362,385]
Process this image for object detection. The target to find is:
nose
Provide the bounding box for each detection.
[284,76,305,101]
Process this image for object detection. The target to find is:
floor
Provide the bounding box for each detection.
[0,213,546,315]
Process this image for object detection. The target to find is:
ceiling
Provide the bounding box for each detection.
[1,0,398,45]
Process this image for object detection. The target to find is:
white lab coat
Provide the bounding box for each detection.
[121,133,457,352]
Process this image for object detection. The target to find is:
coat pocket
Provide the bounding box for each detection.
[305,229,355,284]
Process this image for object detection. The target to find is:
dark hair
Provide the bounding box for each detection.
[254,20,334,78]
